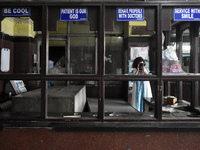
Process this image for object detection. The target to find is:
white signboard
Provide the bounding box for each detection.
[130,47,149,60]
[1,48,10,72]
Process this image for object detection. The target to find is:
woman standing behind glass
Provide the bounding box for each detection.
[131,57,152,112]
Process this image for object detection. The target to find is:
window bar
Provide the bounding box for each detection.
[41,5,48,119]
[98,4,105,121]
[155,5,162,120]
[176,25,183,100]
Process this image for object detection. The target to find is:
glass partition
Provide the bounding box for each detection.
[161,7,200,120]
[47,80,99,119]
[0,79,41,119]
[0,7,42,75]
[48,7,99,75]
[104,80,157,120]
[162,8,200,75]
[105,7,157,75]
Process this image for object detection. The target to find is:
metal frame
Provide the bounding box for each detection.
[0,1,200,130]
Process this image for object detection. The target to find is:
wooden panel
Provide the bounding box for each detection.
[1,130,200,150]
[14,37,36,73]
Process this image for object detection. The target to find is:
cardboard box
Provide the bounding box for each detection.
[164,96,177,105]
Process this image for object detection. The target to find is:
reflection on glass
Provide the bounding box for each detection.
[0,80,41,119]
[47,80,98,118]
[1,17,41,74]
[70,37,96,74]
[105,20,155,75]
[105,21,124,75]
[162,21,200,75]
[162,44,186,74]
[105,80,155,119]
[105,36,123,74]
[48,21,98,75]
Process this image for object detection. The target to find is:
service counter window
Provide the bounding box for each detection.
[105,7,157,75]
[45,6,100,120]
[48,7,99,75]
[104,6,159,120]
[0,7,43,74]
[162,7,200,76]
[0,79,41,119]
[0,6,43,120]
[47,80,99,119]
[161,6,200,120]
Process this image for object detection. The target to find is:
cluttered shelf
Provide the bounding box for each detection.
[144,97,200,119]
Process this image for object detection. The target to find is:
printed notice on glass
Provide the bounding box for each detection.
[174,8,200,21]
[117,8,144,21]
[60,8,87,21]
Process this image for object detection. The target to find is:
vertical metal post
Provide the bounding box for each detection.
[163,31,171,49]
[176,25,183,101]
[176,25,183,64]
[66,22,71,75]
[65,22,71,86]
[98,4,104,121]
[155,5,162,120]
[37,37,41,74]
[41,5,48,119]
[164,81,171,96]
[95,35,98,74]
[163,31,171,97]
[190,22,200,107]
